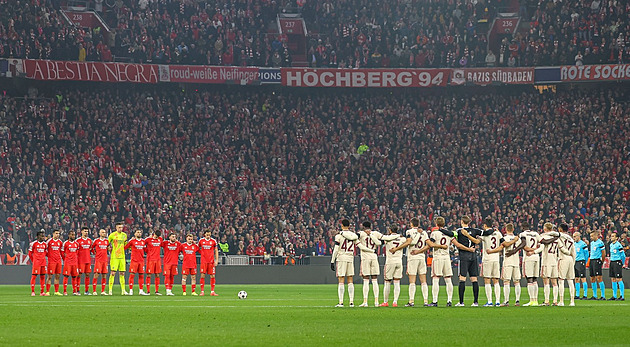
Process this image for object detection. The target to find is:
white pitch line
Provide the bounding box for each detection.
[0,303,332,308]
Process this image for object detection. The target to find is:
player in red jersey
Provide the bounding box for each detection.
[28,231,48,296]
[62,230,80,295]
[162,232,181,296]
[91,229,110,295]
[144,230,163,295]
[198,230,219,296]
[46,230,63,295]
[180,234,199,296]
[76,227,93,295]
[124,230,149,295]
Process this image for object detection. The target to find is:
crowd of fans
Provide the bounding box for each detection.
[0,83,629,264]
[1,0,627,67]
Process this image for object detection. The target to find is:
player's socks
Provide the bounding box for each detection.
[484,284,492,304]
[583,282,588,297]
[446,280,453,303]
[558,279,565,302]
[337,283,344,304]
[155,277,160,292]
[40,275,45,293]
[108,274,115,293]
[119,275,126,293]
[598,281,605,298]
[30,275,36,293]
[63,277,68,292]
[533,282,539,302]
[182,284,187,293]
[432,279,440,303]
[85,278,89,293]
[210,277,216,292]
[92,278,97,293]
[458,281,465,304]
[347,283,354,304]
[393,280,401,303]
[129,275,134,290]
[575,282,580,296]
[515,284,521,302]
[363,279,370,302]
[408,283,416,303]
[382,281,390,303]
[372,279,380,305]
[472,281,480,303]
[612,282,618,298]
[504,284,510,303]
[101,278,106,293]
[591,282,597,297]
[619,281,625,298]
[420,282,428,304]
[192,284,196,293]
[552,285,558,303]
[200,277,206,293]
[139,275,144,290]
[544,284,550,303]
[55,283,59,292]
[493,283,500,304]
[46,282,51,293]
[567,280,574,301]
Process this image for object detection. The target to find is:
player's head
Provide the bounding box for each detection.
[520,221,530,231]
[389,225,399,234]
[134,229,142,239]
[68,230,76,241]
[52,229,60,240]
[482,217,493,229]
[362,221,371,230]
[558,223,568,233]
[461,215,471,227]
[115,222,124,232]
[410,217,419,228]
[204,230,212,238]
[543,222,553,232]
[590,231,599,241]
[186,234,194,243]
[435,216,445,228]
[610,232,618,242]
[169,232,177,242]
[81,226,89,237]
[506,223,514,234]
[572,231,581,241]
[341,219,350,228]
[37,230,45,241]
[152,230,162,238]
[99,229,106,238]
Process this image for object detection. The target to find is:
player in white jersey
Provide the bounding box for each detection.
[331,219,359,307]
[428,217,456,307]
[477,217,505,307]
[557,223,576,306]
[487,223,521,306]
[378,226,407,307]
[357,221,383,307]
[540,223,561,306]
[390,218,432,307]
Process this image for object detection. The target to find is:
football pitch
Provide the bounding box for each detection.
[1,285,627,346]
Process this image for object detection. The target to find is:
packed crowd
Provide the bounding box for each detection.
[1,0,627,67]
[0,84,629,263]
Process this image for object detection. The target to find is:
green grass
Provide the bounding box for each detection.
[0,284,627,346]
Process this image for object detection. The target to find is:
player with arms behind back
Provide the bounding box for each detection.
[380,226,407,307]
[46,229,63,296]
[181,234,199,296]
[125,230,148,295]
[162,232,181,296]
[330,219,359,307]
[108,222,128,295]
[62,230,80,295]
[29,231,48,296]
[144,230,163,295]
[76,227,93,295]
[356,221,382,307]
[608,232,625,301]
[91,229,109,295]
[198,230,219,296]
[588,231,606,300]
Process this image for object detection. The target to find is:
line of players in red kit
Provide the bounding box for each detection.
[28,227,219,297]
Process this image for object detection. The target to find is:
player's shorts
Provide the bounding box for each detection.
[481,261,500,278]
[609,260,623,278]
[501,265,521,281]
[146,260,162,274]
[384,262,403,281]
[458,258,479,277]
[94,261,108,274]
[335,260,354,277]
[574,260,586,278]
[541,264,558,279]
[589,259,602,277]
[63,264,79,277]
[431,258,453,277]
[523,259,540,278]
[78,263,91,274]
[200,263,216,275]
[182,267,197,275]
[361,258,380,276]
[48,262,62,275]
[129,262,145,273]
[558,259,575,280]
[407,258,427,276]
[32,264,47,275]
[110,258,126,272]
[164,264,178,276]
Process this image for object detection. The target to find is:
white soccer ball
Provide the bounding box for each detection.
[238,290,248,299]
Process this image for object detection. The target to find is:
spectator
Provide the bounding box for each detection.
[486,50,497,67]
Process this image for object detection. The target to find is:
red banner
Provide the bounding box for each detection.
[24,60,158,83]
[560,64,630,82]
[158,65,260,84]
[450,68,534,86]
[282,68,449,87]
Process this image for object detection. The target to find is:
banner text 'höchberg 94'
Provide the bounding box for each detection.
[281,68,449,87]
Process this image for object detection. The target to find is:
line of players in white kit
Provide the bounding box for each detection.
[331,216,578,307]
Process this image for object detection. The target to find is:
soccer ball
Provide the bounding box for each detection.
[238,291,248,299]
